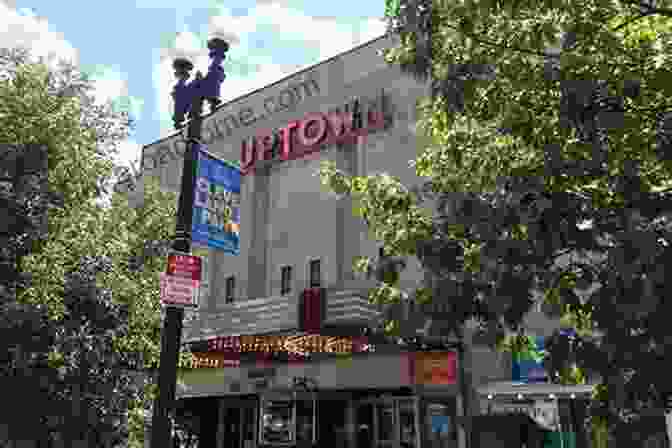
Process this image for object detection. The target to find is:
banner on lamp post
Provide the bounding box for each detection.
[192,144,241,254]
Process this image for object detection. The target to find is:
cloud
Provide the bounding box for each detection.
[83,66,129,104]
[359,17,388,43]
[253,0,286,5]
[208,3,385,61]
[153,3,386,137]
[0,3,144,168]
[113,139,143,172]
[0,4,79,68]
[208,11,252,47]
[249,4,367,59]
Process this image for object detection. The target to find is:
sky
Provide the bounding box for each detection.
[0,0,387,174]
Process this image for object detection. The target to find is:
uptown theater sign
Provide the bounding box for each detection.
[240,89,390,175]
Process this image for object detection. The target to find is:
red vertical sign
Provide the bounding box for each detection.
[301,288,324,334]
[161,251,202,307]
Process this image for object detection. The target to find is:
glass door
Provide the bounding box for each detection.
[220,400,257,448]
[356,397,420,448]
[357,402,375,448]
[295,396,316,446]
[222,406,242,448]
[375,400,396,448]
[241,404,257,448]
[398,399,419,448]
[259,399,294,445]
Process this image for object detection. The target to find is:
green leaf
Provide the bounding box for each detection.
[0,49,176,444]
[329,0,672,431]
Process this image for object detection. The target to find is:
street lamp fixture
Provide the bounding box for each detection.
[172,37,229,130]
[150,37,229,448]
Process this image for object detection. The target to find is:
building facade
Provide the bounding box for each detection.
[142,34,429,305]
[139,35,610,448]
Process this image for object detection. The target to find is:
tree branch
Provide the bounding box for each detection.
[611,11,656,31]
[442,23,559,60]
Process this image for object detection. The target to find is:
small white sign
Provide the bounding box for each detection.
[487,400,560,431]
[160,272,200,307]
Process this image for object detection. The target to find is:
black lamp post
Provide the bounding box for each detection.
[150,37,229,448]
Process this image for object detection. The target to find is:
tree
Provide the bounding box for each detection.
[0,47,187,447]
[0,46,127,445]
[319,0,672,441]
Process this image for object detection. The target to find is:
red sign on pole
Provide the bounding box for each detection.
[161,251,202,307]
[166,251,202,281]
[160,273,199,307]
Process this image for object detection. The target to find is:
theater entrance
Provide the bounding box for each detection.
[355,396,420,448]
[219,397,258,448]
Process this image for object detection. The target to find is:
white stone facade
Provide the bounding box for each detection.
[141,34,430,307]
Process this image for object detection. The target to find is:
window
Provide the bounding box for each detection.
[281,266,293,296]
[225,276,235,303]
[309,259,321,288]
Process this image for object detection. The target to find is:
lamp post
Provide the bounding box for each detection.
[150,37,229,448]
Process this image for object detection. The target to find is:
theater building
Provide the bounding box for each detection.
[139,34,590,448]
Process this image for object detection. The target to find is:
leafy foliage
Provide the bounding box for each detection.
[0,47,181,447]
[320,0,672,435]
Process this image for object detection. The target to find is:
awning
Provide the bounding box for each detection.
[477,381,595,399]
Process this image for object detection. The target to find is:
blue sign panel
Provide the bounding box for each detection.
[512,336,547,383]
[192,145,241,254]
[431,415,451,434]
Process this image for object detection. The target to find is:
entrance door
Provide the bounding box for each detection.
[241,404,257,448]
[221,400,257,448]
[356,397,419,448]
[222,406,241,448]
[397,399,419,448]
[357,402,374,448]
[375,401,396,448]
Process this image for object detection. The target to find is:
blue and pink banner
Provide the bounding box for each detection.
[192,145,241,254]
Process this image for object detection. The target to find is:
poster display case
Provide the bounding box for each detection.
[356,396,420,448]
[258,392,317,447]
[424,401,458,448]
